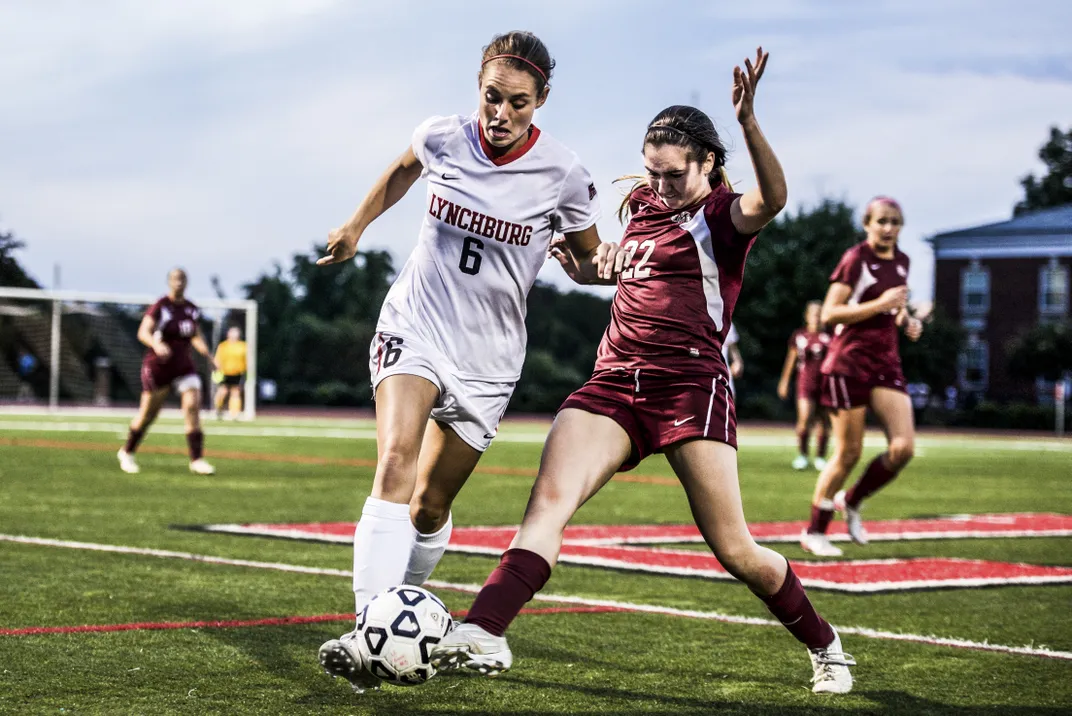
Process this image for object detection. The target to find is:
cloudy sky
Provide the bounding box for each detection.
[1,0,1069,307]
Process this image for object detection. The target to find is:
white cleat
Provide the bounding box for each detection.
[813,456,828,471]
[791,454,810,471]
[799,530,843,557]
[834,490,868,545]
[429,623,513,677]
[809,628,856,694]
[319,631,381,693]
[189,459,216,475]
[117,449,140,474]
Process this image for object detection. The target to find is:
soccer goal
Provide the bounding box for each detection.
[0,287,259,419]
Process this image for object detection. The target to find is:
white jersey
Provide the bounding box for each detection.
[377,114,601,381]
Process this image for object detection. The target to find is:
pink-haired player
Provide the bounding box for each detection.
[800,197,923,557]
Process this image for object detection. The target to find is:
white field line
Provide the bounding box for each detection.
[1,419,1070,451]
[2,533,1069,661]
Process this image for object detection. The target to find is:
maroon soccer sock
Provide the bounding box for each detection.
[845,453,898,508]
[124,428,145,454]
[464,548,552,637]
[796,429,809,457]
[186,430,204,461]
[807,500,835,534]
[759,563,834,650]
[816,428,829,459]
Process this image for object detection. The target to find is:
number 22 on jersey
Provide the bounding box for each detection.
[620,239,655,280]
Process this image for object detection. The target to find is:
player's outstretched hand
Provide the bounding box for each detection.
[733,46,768,125]
[549,236,585,283]
[317,226,359,266]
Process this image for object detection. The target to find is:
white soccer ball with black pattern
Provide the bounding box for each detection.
[355,586,454,686]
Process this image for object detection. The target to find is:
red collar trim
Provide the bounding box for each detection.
[478,122,541,166]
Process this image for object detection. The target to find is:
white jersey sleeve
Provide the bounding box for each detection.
[554,161,601,234]
[411,115,464,174]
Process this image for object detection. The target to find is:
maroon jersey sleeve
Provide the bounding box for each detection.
[829,246,863,286]
[703,187,756,248]
[145,298,165,323]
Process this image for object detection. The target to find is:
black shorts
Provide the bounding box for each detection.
[221,374,243,387]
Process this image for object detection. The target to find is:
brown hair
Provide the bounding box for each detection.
[615,105,731,222]
[479,31,554,96]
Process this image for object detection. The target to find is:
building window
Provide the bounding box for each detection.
[961,261,989,316]
[1039,260,1069,317]
[958,336,989,392]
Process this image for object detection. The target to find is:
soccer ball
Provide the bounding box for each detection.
[355,586,454,686]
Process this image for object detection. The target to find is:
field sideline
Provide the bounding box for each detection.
[1,413,1069,714]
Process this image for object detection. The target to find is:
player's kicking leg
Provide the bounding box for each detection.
[432,409,629,676]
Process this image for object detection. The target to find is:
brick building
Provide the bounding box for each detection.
[930,204,1072,403]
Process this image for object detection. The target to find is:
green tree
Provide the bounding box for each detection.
[0,227,40,288]
[900,307,964,390]
[1007,321,1072,381]
[242,247,396,405]
[1014,126,1072,215]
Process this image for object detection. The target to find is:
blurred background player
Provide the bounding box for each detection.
[314,31,619,691]
[117,268,217,476]
[213,326,247,420]
[777,301,831,470]
[434,50,856,696]
[800,197,923,556]
[722,322,744,396]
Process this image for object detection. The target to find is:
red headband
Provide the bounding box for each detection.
[481,54,547,82]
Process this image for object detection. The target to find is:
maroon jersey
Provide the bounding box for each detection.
[594,184,757,377]
[791,329,831,391]
[144,296,200,367]
[820,241,910,383]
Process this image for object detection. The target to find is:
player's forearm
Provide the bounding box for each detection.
[137,326,156,350]
[191,336,212,358]
[822,299,887,326]
[740,117,787,218]
[778,354,795,386]
[344,159,422,235]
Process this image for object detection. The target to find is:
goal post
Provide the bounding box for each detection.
[0,287,259,419]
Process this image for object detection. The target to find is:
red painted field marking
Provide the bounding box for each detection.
[0,606,623,638]
[197,514,1072,593]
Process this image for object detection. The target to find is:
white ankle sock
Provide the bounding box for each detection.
[403,512,452,587]
[352,497,414,617]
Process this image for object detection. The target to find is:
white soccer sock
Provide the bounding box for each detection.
[403,512,453,587]
[352,497,415,617]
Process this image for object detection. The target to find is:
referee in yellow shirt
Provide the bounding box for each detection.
[213,326,248,420]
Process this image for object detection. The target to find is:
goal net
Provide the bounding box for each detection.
[0,287,258,418]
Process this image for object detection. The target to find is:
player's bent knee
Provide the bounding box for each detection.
[713,539,762,581]
[410,500,449,534]
[374,448,419,499]
[837,446,862,470]
[889,439,915,468]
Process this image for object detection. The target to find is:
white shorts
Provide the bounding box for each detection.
[368,332,515,452]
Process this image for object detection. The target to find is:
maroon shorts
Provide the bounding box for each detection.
[141,354,199,393]
[820,372,907,411]
[796,372,823,402]
[559,368,736,472]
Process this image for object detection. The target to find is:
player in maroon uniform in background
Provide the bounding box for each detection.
[777,301,831,471]
[117,268,217,475]
[799,198,923,557]
[432,48,857,695]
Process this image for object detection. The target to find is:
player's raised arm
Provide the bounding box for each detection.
[318,147,425,266]
[728,47,788,236]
